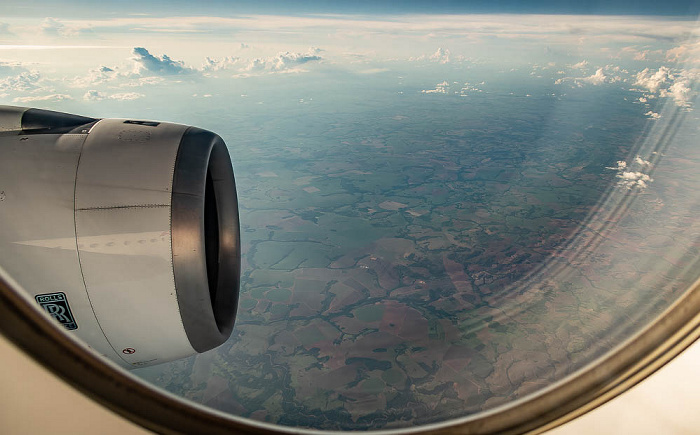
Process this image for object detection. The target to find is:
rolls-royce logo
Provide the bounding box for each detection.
[35,292,78,330]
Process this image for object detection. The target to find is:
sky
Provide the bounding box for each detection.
[0,3,698,118]
[2,0,700,17]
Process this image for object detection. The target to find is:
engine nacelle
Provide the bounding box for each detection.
[0,106,240,368]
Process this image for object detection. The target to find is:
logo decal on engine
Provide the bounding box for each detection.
[35,292,78,330]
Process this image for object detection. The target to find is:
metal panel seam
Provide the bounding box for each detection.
[76,204,169,211]
[72,124,130,366]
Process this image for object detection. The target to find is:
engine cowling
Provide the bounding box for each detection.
[0,106,240,368]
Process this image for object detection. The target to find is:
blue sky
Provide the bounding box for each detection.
[2,0,700,17]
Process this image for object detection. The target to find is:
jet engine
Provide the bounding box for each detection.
[0,106,240,368]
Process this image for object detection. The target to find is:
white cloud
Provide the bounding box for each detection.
[73,66,167,88]
[618,46,663,62]
[429,48,451,64]
[71,47,195,89]
[557,64,625,87]
[571,60,589,69]
[132,47,192,75]
[645,110,661,119]
[618,171,653,189]
[357,68,390,74]
[607,156,654,189]
[48,14,694,45]
[606,160,627,171]
[201,56,239,72]
[244,47,322,73]
[635,156,652,166]
[110,92,144,101]
[13,94,73,103]
[633,66,694,108]
[459,81,483,95]
[83,90,104,100]
[71,65,118,87]
[666,45,688,62]
[603,65,627,82]
[245,58,265,71]
[410,47,456,64]
[634,67,669,93]
[268,47,323,70]
[661,80,692,107]
[0,71,41,92]
[421,80,449,94]
[582,68,606,85]
[666,41,700,63]
[83,90,144,101]
[119,76,165,87]
[0,60,26,75]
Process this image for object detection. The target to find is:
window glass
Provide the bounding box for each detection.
[2,2,699,431]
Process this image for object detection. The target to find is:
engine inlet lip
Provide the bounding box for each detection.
[171,127,240,353]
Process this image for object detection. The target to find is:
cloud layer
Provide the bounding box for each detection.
[83,90,144,101]
[244,48,323,73]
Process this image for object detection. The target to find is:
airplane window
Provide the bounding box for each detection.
[1,1,699,433]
